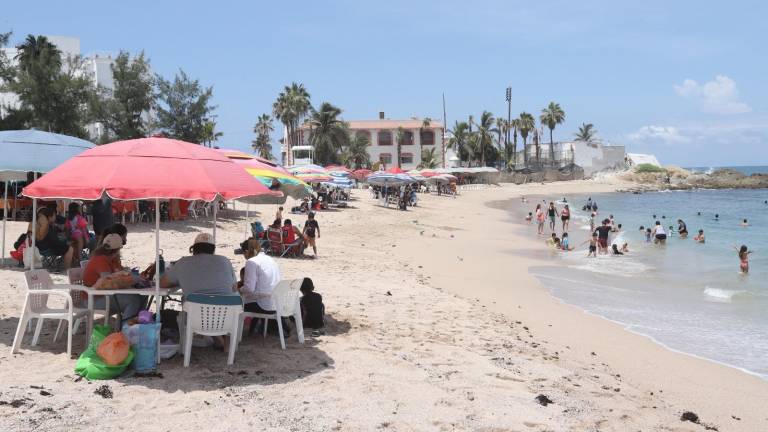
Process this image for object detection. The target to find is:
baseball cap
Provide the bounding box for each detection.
[193,233,215,246]
[102,234,123,250]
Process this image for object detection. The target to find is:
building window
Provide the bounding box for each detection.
[400,153,414,165]
[401,131,414,145]
[355,130,372,145]
[379,153,392,164]
[420,130,435,145]
[378,131,392,146]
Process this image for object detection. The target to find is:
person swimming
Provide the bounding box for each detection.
[714,214,719,221]
[645,228,652,243]
[694,229,705,243]
[677,219,688,238]
[734,245,752,274]
[740,218,749,227]
[611,244,624,255]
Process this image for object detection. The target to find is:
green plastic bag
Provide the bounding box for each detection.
[75,325,134,380]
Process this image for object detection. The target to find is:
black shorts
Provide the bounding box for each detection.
[561,216,570,221]
[589,245,596,252]
[656,234,667,240]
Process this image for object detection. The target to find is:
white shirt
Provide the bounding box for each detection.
[242,252,281,310]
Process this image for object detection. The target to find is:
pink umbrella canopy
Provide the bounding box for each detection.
[351,169,371,180]
[22,137,282,201]
[385,167,406,174]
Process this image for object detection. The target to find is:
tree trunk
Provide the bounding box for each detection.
[549,128,555,167]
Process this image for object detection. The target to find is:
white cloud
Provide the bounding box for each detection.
[627,125,689,144]
[673,75,751,115]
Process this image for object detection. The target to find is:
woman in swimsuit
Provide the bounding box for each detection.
[561,204,571,232]
[535,204,545,235]
[547,202,558,232]
[735,245,752,274]
[652,221,667,245]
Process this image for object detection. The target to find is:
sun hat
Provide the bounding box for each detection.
[102,234,123,250]
[193,233,214,246]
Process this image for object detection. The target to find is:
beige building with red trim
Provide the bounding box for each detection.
[285,114,444,169]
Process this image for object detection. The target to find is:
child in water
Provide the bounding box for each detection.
[561,232,573,251]
[645,228,652,243]
[525,212,533,223]
[694,229,705,243]
[582,232,598,258]
[734,245,752,274]
[611,244,624,255]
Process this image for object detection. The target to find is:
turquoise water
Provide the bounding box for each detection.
[523,189,768,378]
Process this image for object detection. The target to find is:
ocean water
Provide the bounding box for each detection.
[519,188,768,379]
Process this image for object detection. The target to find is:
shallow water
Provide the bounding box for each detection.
[515,189,768,379]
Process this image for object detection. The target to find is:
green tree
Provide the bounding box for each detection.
[418,147,439,169]
[517,112,535,167]
[0,31,13,83]
[155,69,216,144]
[341,133,370,169]
[574,122,597,146]
[494,117,508,166]
[90,51,154,141]
[251,113,274,159]
[9,35,93,137]
[200,120,223,147]
[308,102,348,165]
[472,111,496,166]
[272,82,310,165]
[447,121,470,165]
[540,102,566,165]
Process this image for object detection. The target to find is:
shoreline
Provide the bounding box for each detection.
[397,180,768,431]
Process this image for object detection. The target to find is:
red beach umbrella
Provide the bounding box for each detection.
[386,167,406,174]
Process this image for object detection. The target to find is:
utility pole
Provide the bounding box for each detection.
[506,86,512,171]
[442,92,447,168]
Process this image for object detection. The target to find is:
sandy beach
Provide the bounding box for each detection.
[1,179,767,432]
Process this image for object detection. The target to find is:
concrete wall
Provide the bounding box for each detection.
[570,141,626,177]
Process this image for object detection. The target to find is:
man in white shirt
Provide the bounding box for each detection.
[240,239,288,336]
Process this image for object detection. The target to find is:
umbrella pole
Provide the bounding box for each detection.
[153,198,162,364]
[212,198,218,243]
[30,199,37,270]
[245,204,250,238]
[2,181,7,267]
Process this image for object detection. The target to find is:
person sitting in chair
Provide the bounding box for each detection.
[28,207,75,269]
[239,239,290,336]
[161,233,237,296]
[83,234,144,322]
[282,219,306,256]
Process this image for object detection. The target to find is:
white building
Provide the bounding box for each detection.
[286,113,445,170]
[0,35,133,139]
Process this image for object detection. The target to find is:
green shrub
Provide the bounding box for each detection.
[635,163,665,173]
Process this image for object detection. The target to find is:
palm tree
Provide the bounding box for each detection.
[395,126,405,169]
[200,120,222,147]
[418,147,439,169]
[251,113,274,159]
[447,121,470,166]
[308,102,348,165]
[517,112,535,167]
[421,117,432,130]
[472,111,496,166]
[341,133,370,169]
[540,102,566,166]
[272,82,310,164]
[495,117,508,166]
[15,35,61,72]
[574,123,598,146]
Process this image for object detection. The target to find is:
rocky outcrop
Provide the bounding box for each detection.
[619,167,768,190]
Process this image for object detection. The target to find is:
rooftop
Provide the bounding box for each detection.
[300,119,443,130]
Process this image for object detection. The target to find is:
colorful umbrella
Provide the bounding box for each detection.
[351,169,372,180]
[385,167,406,174]
[215,149,312,200]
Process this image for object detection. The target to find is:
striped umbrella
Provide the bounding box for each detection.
[351,169,372,180]
[367,172,414,187]
[216,149,312,199]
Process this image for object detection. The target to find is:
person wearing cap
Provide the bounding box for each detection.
[83,233,145,321]
[160,233,237,296]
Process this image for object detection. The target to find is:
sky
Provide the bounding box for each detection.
[2,0,767,167]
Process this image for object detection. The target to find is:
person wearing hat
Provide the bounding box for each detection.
[160,233,237,296]
[83,233,145,322]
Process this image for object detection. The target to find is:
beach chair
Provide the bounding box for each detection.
[11,269,88,357]
[64,268,111,338]
[267,227,290,258]
[181,294,243,367]
[237,279,305,350]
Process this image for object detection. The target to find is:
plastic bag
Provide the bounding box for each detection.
[23,244,42,269]
[96,332,130,366]
[74,325,134,380]
[123,322,160,372]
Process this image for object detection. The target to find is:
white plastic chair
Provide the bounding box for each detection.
[11,269,88,357]
[181,294,243,367]
[64,268,111,338]
[238,279,305,350]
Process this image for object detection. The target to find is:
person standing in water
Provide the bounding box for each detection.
[561,204,571,232]
[535,204,546,235]
[677,219,688,238]
[547,202,559,232]
[734,245,752,274]
[651,221,667,244]
[581,232,598,258]
[694,229,705,243]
